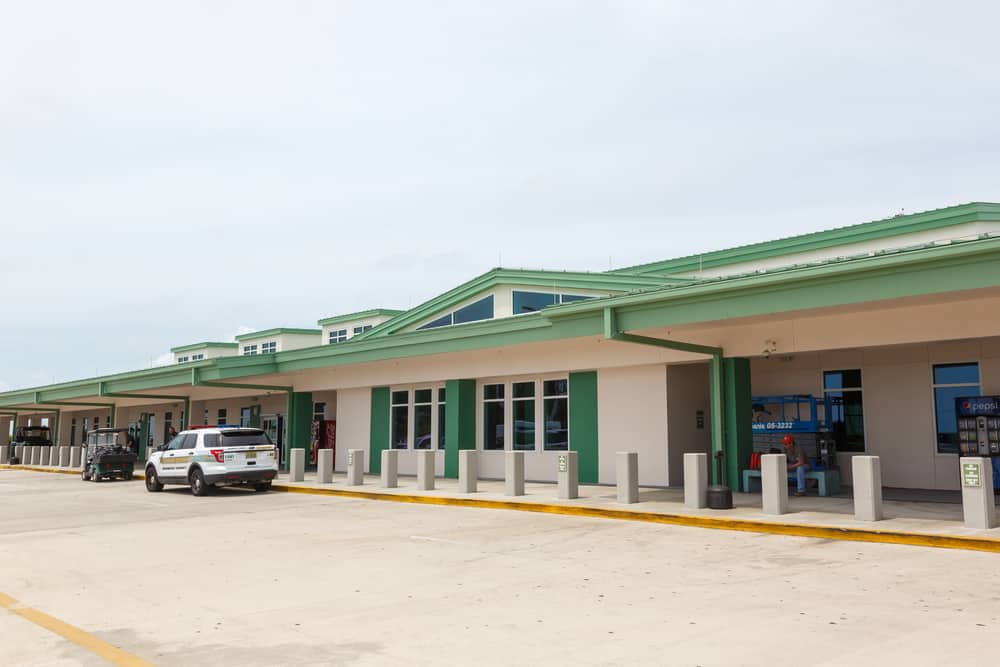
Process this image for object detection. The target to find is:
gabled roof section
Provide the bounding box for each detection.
[611,202,1000,277]
[170,342,239,353]
[317,308,405,327]
[234,328,322,342]
[358,268,678,338]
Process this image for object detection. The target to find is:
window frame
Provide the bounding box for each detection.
[930,361,981,456]
[261,341,277,354]
[328,329,348,344]
[387,384,447,452]
[476,376,570,454]
[242,344,258,356]
[821,368,867,454]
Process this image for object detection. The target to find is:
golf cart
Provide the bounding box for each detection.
[81,428,137,482]
[9,425,53,464]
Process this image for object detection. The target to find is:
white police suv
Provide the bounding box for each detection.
[145,426,278,496]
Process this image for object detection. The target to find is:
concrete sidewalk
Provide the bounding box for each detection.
[5,463,1000,551]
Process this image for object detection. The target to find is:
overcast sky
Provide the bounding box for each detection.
[1,1,998,390]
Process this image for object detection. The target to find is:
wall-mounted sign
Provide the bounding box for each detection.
[558,454,568,473]
[962,462,982,488]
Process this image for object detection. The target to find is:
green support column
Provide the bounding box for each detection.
[708,356,725,484]
[444,379,476,479]
[723,358,752,491]
[369,387,390,474]
[138,413,149,460]
[285,392,313,471]
[568,371,599,484]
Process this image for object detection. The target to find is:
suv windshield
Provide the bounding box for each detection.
[216,430,272,448]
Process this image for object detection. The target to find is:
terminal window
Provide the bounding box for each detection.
[933,362,980,454]
[823,369,865,452]
[329,329,348,344]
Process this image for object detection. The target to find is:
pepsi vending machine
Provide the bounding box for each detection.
[956,396,1000,489]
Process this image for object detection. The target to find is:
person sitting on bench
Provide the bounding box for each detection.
[782,435,809,497]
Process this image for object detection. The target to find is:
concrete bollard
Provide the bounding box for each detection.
[617,452,639,504]
[346,449,364,486]
[0,445,7,464]
[960,457,997,529]
[26,446,37,465]
[852,456,884,521]
[316,449,333,484]
[70,446,82,468]
[459,450,478,493]
[289,448,305,482]
[505,451,525,496]
[761,453,788,515]
[557,451,579,500]
[42,448,52,466]
[381,450,398,488]
[14,445,23,463]
[416,450,435,491]
[33,446,42,465]
[683,452,708,509]
[59,446,70,467]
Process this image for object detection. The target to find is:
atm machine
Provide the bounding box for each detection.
[956,396,1000,489]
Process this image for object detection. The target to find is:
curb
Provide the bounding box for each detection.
[5,464,1000,553]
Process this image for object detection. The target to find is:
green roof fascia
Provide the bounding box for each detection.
[169,342,239,353]
[360,268,675,339]
[234,328,323,342]
[260,311,604,374]
[612,202,1000,277]
[316,309,405,327]
[0,360,218,408]
[547,234,1000,331]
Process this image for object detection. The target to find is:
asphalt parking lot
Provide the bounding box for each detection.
[2,470,999,667]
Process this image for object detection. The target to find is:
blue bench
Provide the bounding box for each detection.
[742,469,841,497]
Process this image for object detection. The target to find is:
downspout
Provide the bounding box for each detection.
[602,307,727,477]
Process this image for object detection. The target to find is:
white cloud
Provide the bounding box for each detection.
[150,353,173,368]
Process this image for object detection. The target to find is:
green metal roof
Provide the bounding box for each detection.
[611,202,1000,277]
[316,308,405,327]
[4,205,1000,408]
[169,342,239,353]
[233,328,322,342]
[358,267,680,339]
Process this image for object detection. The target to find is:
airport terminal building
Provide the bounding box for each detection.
[4,202,1000,492]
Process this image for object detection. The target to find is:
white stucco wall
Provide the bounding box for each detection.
[334,387,370,473]
[597,365,669,486]
[751,338,1000,490]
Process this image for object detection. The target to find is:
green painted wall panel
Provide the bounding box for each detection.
[569,371,599,484]
[369,387,390,475]
[286,392,313,471]
[444,379,476,478]
[723,358,752,491]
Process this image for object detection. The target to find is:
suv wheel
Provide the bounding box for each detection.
[190,468,209,496]
[145,467,164,492]
[81,468,89,481]
[254,482,272,493]
[90,468,101,483]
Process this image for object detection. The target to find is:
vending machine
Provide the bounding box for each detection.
[956,396,1000,489]
[310,419,336,465]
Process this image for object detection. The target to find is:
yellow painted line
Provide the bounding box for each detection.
[0,465,80,476]
[271,483,1000,554]
[0,591,155,667]
[5,464,1000,553]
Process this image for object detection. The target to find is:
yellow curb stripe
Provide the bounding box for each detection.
[270,483,1000,554]
[0,591,155,667]
[5,464,1000,553]
[0,465,81,476]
